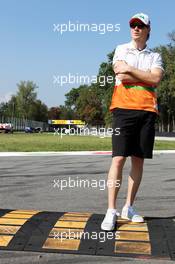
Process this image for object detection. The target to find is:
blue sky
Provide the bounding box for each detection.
[0,0,175,107]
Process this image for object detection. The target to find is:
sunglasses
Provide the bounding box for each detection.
[130,23,147,29]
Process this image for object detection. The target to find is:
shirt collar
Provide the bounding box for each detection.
[128,41,151,53]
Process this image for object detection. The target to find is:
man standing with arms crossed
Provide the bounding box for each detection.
[101,13,164,231]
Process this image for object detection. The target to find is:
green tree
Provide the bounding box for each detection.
[59,105,76,119]
[76,86,104,125]
[65,85,88,109]
[0,102,9,118]
[155,41,175,131]
[5,95,18,118]
[16,81,37,119]
[48,107,61,120]
[29,100,48,122]
[0,81,48,122]
[96,51,115,126]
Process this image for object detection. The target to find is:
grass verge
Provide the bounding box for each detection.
[0,133,175,152]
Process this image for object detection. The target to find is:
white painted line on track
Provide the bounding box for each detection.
[0,150,175,157]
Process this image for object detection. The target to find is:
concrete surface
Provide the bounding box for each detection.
[0,153,175,263]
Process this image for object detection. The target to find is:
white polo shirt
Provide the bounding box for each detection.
[113,41,164,85]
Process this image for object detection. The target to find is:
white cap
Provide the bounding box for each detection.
[129,13,150,26]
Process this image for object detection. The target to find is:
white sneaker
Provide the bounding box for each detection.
[101,209,119,231]
[121,206,144,222]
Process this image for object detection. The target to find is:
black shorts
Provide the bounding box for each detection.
[112,108,157,159]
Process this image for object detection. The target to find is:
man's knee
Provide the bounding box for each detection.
[131,156,144,168]
[112,156,126,169]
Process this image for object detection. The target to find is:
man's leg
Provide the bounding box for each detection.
[121,155,144,222]
[125,156,144,207]
[108,156,126,209]
[101,156,126,230]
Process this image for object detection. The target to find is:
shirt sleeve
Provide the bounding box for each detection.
[112,45,126,65]
[151,53,164,71]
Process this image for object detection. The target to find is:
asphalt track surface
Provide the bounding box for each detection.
[0,153,175,264]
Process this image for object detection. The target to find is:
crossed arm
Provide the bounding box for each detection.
[113,61,163,86]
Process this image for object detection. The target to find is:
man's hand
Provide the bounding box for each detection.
[114,61,140,83]
[114,61,131,74]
